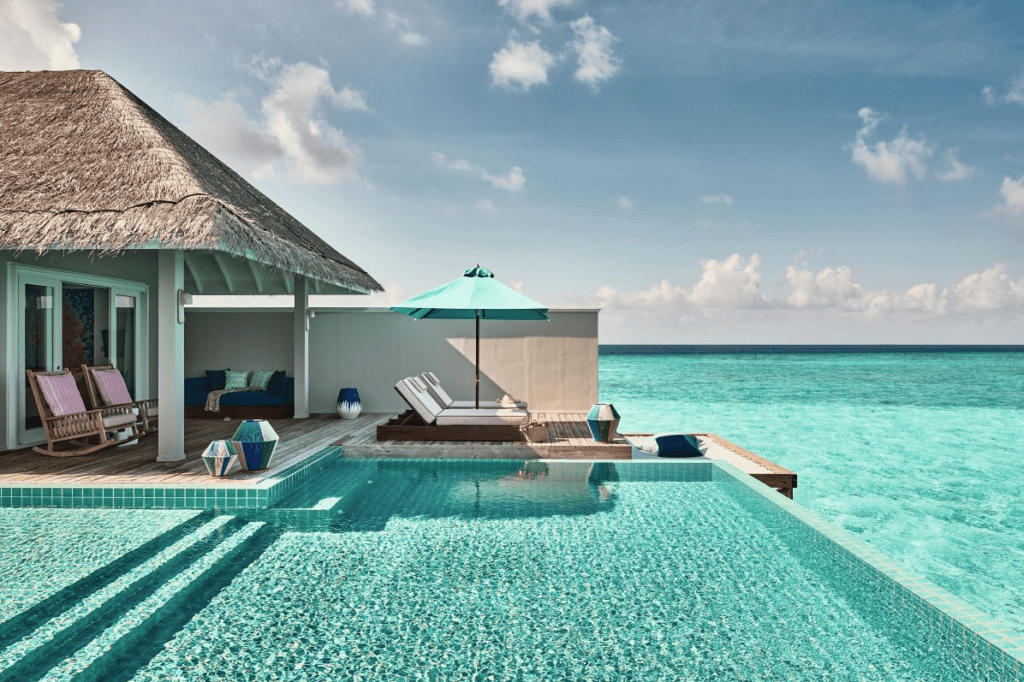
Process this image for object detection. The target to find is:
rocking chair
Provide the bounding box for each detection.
[26,369,139,457]
[81,364,158,435]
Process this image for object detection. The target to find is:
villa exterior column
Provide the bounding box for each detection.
[293,275,310,419]
[157,250,186,461]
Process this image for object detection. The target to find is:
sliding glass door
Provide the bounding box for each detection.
[15,266,148,445]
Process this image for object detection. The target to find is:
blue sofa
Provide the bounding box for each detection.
[183,373,295,419]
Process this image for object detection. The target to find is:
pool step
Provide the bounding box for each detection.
[0,512,212,653]
[0,516,242,682]
[39,521,270,682]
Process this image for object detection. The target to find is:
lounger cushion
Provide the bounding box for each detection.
[420,373,527,410]
[447,399,528,410]
[92,369,133,406]
[627,433,706,458]
[395,378,444,424]
[37,373,87,416]
[435,408,528,426]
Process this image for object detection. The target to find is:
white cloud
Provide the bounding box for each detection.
[982,70,1024,107]
[183,98,283,178]
[616,196,632,210]
[489,38,555,92]
[569,16,620,89]
[594,255,1024,323]
[999,175,1024,214]
[509,279,525,293]
[596,254,767,315]
[850,108,932,185]
[499,0,575,23]
[385,11,426,46]
[184,60,368,184]
[1007,71,1024,106]
[432,152,525,192]
[482,166,525,191]
[335,0,374,16]
[935,150,975,182]
[701,194,733,205]
[688,254,767,310]
[475,199,496,213]
[784,265,863,309]
[952,264,1024,310]
[0,0,80,70]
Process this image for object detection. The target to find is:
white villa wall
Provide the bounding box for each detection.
[0,251,158,451]
[185,308,599,413]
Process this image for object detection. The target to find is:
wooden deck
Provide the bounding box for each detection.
[0,413,393,487]
[341,412,797,497]
[0,412,796,497]
[341,412,633,459]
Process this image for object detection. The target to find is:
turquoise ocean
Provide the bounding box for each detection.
[599,346,1024,633]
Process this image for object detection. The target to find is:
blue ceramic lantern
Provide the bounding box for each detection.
[586,403,621,443]
[230,419,280,471]
[337,387,362,420]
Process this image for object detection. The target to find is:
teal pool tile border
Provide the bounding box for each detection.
[698,459,1024,679]
[0,446,345,511]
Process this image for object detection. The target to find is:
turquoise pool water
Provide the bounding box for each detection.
[0,459,1020,681]
[600,348,1024,634]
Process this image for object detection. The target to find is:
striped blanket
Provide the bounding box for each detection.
[204,388,263,412]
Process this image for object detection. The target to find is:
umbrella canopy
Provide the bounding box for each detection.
[390,266,549,407]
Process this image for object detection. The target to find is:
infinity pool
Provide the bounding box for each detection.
[0,458,1021,681]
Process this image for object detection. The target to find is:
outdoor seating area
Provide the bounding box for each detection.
[25,368,154,458]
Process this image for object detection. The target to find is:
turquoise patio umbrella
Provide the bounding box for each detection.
[391,265,549,408]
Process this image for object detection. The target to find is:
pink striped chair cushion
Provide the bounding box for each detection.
[36,373,87,416]
[92,369,133,406]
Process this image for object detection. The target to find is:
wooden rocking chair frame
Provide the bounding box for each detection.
[26,369,138,457]
[81,364,158,435]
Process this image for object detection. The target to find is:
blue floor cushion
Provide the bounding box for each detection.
[627,433,706,458]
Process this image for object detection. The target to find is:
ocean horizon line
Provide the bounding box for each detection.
[599,344,1024,354]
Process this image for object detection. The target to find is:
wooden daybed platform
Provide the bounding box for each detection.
[376,410,525,442]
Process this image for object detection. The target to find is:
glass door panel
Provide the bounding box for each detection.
[115,295,137,394]
[23,283,54,432]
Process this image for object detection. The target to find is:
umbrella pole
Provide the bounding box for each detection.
[475,314,480,409]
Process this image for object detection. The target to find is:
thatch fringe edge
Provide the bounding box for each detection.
[0,195,383,293]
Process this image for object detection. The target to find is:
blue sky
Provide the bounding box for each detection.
[4,0,1024,342]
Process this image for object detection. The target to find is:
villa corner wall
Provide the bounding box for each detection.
[185,308,599,413]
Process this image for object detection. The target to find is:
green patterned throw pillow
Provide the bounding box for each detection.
[249,370,275,390]
[224,370,250,390]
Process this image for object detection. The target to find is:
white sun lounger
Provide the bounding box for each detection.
[417,372,527,410]
[396,378,528,426]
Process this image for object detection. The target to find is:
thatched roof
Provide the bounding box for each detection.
[0,70,382,294]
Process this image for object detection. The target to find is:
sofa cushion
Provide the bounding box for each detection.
[224,370,249,390]
[249,370,275,390]
[206,370,226,391]
[185,391,209,407]
[219,391,284,407]
[267,371,287,395]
